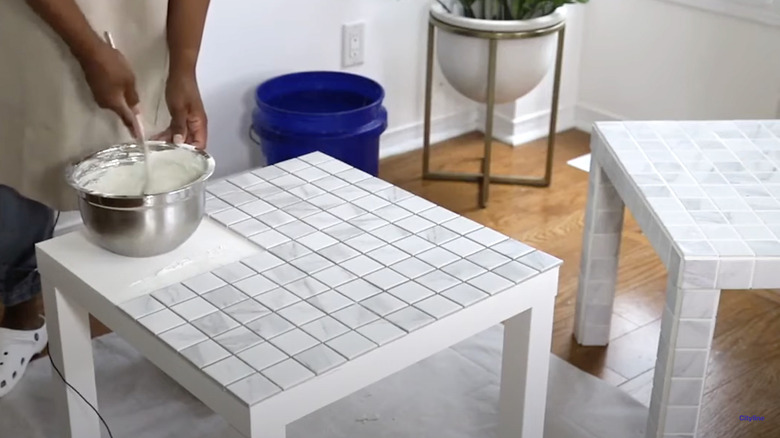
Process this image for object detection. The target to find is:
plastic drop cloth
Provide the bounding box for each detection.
[0,325,648,438]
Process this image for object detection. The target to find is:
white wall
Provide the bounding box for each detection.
[197,0,475,179]
[577,0,780,127]
[198,0,780,178]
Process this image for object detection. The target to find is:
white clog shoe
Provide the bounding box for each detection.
[0,318,48,398]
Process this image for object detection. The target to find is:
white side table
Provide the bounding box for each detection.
[574,121,780,437]
[38,152,562,438]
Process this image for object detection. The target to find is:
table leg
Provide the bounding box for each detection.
[41,279,101,438]
[574,161,625,346]
[226,426,244,438]
[249,419,286,438]
[498,291,555,438]
[646,274,720,438]
[255,427,285,438]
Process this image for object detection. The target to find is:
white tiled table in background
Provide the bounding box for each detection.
[38,152,561,438]
[574,121,780,438]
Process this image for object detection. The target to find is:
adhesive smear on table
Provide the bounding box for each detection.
[80,148,204,196]
[128,245,227,289]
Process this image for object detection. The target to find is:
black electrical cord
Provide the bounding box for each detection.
[47,355,115,438]
[46,210,115,438]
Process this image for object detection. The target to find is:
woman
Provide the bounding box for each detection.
[0,0,210,397]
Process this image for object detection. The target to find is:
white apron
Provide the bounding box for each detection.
[0,0,170,211]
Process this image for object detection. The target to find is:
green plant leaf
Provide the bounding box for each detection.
[460,0,478,17]
[453,0,590,20]
[436,0,452,13]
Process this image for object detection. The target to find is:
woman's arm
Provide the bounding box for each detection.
[160,0,211,148]
[25,0,100,60]
[167,0,211,78]
[25,0,140,133]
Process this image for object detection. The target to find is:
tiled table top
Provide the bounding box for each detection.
[593,121,780,256]
[592,120,780,289]
[118,152,560,407]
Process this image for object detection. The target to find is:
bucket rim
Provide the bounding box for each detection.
[255,71,385,118]
[253,116,388,141]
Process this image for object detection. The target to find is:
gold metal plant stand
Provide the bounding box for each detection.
[422,14,566,208]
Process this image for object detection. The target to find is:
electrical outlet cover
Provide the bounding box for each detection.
[342,22,365,68]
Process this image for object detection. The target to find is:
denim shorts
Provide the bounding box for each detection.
[0,185,55,307]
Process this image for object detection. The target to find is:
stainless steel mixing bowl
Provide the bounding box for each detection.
[66,141,216,257]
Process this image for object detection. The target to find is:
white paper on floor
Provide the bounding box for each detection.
[567,154,591,173]
[0,326,647,438]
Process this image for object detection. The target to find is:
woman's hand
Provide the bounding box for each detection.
[153,74,208,149]
[25,0,141,135]
[78,41,140,135]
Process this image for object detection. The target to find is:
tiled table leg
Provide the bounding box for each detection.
[498,290,556,438]
[646,269,720,438]
[574,161,625,346]
[41,279,101,438]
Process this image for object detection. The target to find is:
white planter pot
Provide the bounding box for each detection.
[431,3,565,104]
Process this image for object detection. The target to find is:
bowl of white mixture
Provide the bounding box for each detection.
[66,141,215,257]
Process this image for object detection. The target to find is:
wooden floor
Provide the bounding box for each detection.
[379,130,779,438]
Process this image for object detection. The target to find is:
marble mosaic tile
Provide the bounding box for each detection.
[212,262,256,285]
[300,316,350,342]
[326,331,377,360]
[269,328,320,356]
[228,373,281,406]
[214,303,268,333]
[192,311,240,338]
[120,151,557,406]
[294,344,346,374]
[120,295,164,319]
[331,304,379,329]
[182,272,226,295]
[360,293,407,316]
[159,324,208,351]
[356,320,406,346]
[415,295,461,319]
[238,342,287,372]
[318,243,361,264]
[170,297,218,322]
[335,278,382,302]
[214,326,264,354]
[181,339,230,368]
[306,290,352,314]
[386,307,435,332]
[204,356,254,386]
[593,120,780,267]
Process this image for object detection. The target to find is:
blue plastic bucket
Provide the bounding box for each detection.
[252,71,387,176]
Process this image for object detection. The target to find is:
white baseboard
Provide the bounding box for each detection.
[379,110,478,159]
[477,106,578,146]
[54,211,83,237]
[573,103,625,132]
[379,103,627,160]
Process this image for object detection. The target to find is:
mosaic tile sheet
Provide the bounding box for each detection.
[118,152,560,406]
